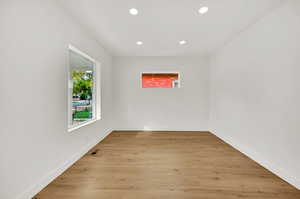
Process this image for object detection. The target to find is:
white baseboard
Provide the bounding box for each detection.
[113,128,209,132]
[16,129,113,199]
[211,130,300,190]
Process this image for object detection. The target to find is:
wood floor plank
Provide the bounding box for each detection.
[34,131,300,199]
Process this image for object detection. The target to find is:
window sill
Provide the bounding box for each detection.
[68,119,97,133]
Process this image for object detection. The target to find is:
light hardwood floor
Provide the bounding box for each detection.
[34,131,300,199]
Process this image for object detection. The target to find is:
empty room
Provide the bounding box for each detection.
[1,0,300,198]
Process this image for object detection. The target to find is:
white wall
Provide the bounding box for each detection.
[113,57,210,131]
[0,1,113,198]
[210,0,300,189]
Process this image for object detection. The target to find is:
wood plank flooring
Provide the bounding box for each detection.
[34,131,300,199]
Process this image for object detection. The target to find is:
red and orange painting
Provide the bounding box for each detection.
[142,73,179,88]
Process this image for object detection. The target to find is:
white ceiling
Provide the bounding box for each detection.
[58,0,284,56]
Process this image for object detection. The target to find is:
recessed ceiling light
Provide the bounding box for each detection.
[179,40,187,45]
[129,8,139,15]
[136,41,143,45]
[198,6,208,14]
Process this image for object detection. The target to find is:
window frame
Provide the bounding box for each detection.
[68,45,101,132]
[140,72,181,88]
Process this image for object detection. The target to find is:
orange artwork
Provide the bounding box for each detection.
[142,73,179,88]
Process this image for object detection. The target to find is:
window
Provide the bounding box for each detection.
[68,45,100,131]
[141,73,180,88]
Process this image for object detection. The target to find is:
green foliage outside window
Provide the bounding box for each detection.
[72,71,93,100]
